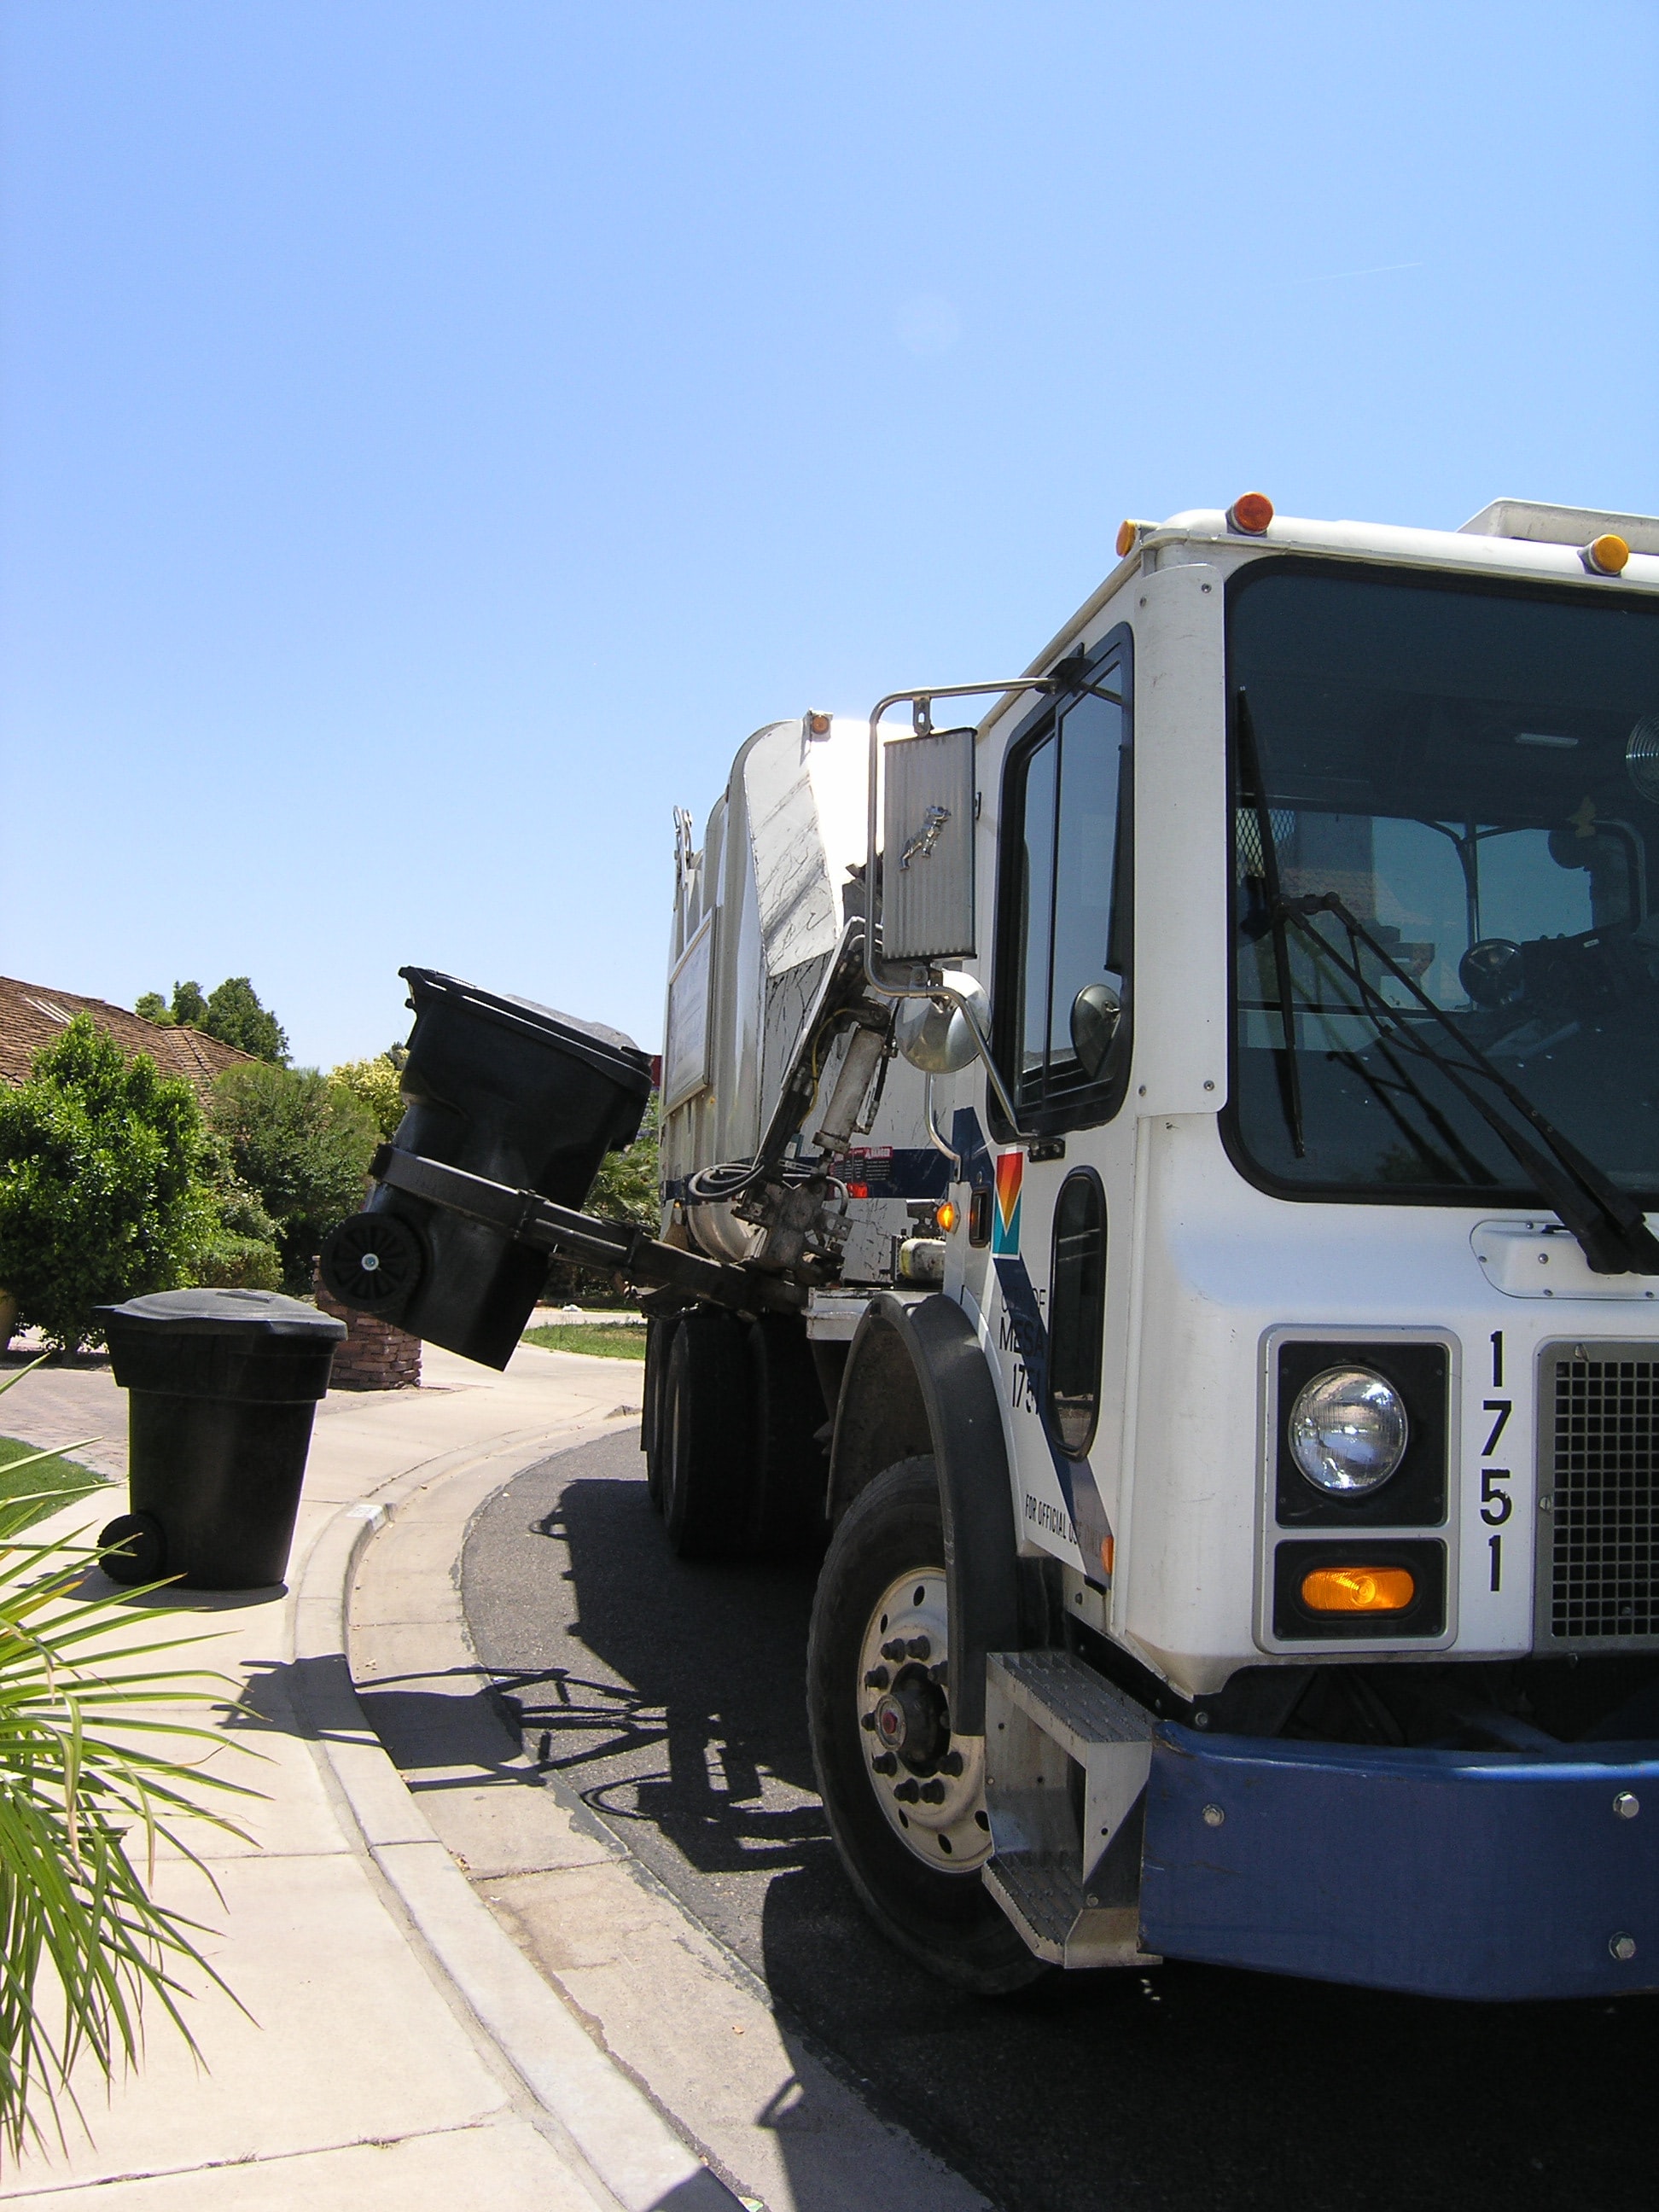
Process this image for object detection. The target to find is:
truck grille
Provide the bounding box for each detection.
[1540,1345,1659,1645]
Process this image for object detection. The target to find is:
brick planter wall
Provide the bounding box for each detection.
[313,1268,422,1390]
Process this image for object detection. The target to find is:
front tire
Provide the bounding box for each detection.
[806,1456,1045,1994]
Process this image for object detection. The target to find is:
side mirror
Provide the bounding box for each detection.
[895,975,990,1074]
[1069,981,1123,1081]
[882,727,977,962]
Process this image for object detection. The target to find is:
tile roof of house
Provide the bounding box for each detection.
[0,976,257,1098]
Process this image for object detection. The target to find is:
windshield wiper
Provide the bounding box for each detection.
[1236,691,1306,1156]
[1278,890,1659,1278]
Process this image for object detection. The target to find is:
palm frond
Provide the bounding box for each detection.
[0,1484,261,2162]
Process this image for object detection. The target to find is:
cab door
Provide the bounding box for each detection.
[978,628,1135,1591]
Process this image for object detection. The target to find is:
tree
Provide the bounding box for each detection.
[207,1064,377,1292]
[589,1091,659,1226]
[328,1055,405,1142]
[201,977,288,1064]
[133,978,289,1063]
[542,1095,660,1307]
[0,1016,212,1351]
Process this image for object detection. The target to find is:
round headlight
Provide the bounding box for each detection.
[1289,1368,1408,1495]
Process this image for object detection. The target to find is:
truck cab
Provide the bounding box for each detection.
[329,493,1659,2001]
[652,494,1659,1999]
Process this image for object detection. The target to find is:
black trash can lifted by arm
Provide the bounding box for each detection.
[321,968,654,1370]
[97,1289,344,1591]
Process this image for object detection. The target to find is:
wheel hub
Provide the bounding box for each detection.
[857,1568,990,1870]
[872,1674,945,1769]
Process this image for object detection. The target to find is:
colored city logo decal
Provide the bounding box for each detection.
[992,1150,1022,1254]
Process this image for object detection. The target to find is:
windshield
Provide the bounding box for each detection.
[1227,562,1659,1202]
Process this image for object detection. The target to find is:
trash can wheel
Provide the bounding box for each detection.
[98,1511,167,1586]
[320,1213,425,1312]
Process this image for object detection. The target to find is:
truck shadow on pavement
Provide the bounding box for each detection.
[488,1483,826,1878]
[456,1432,1659,2212]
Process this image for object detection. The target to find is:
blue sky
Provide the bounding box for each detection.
[3,2,1655,1067]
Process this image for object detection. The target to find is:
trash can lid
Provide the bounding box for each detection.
[400,968,654,1082]
[96,1289,347,1341]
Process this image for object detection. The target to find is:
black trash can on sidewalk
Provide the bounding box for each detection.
[96,1289,345,1591]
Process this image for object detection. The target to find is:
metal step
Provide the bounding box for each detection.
[981,1650,1159,1970]
[991,1647,1155,1752]
[982,1852,1149,1970]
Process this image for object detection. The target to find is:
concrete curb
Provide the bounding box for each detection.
[292,1421,741,2212]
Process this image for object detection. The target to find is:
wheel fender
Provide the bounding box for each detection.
[829,1293,1019,1734]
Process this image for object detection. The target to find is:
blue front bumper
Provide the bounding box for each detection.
[1139,1726,1659,2001]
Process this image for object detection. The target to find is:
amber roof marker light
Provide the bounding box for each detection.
[1116,519,1153,558]
[1226,492,1275,536]
[1583,533,1631,577]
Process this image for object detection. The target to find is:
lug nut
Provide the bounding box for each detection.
[939,1750,963,1777]
[920,1780,946,1804]
[860,1711,876,1732]
[906,1636,932,1660]
[872,1752,897,1775]
[864,1667,890,1691]
[881,1639,906,1662]
[893,1778,920,1803]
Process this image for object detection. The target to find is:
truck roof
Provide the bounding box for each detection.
[1014,495,1659,705]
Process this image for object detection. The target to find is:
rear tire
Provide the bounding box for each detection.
[747,1315,829,1559]
[807,1456,1047,1994]
[661,1310,754,1558]
[643,1314,673,1514]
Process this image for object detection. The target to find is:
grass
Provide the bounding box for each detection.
[0,1439,109,1530]
[522,1323,647,1361]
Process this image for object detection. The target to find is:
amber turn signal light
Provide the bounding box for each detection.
[1301,1564,1416,1614]
[1583,533,1630,577]
[934,1200,958,1234]
[1227,492,1274,536]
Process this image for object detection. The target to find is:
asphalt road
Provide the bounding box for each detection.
[462,1428,1659,2212]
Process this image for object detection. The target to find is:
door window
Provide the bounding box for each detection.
[994,638,1132,1133]
[1047,1169,1107,1456]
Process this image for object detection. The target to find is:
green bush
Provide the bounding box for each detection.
[328,1055,405,1142]
[178,1129,283,1293]
[0,1017,212,1352]
[207,1063,377,1293]
[189,1233,284,1292]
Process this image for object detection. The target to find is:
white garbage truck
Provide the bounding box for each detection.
[327,492,1659,2000]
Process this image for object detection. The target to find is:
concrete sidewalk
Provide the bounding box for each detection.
[0,1338,733,2210]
